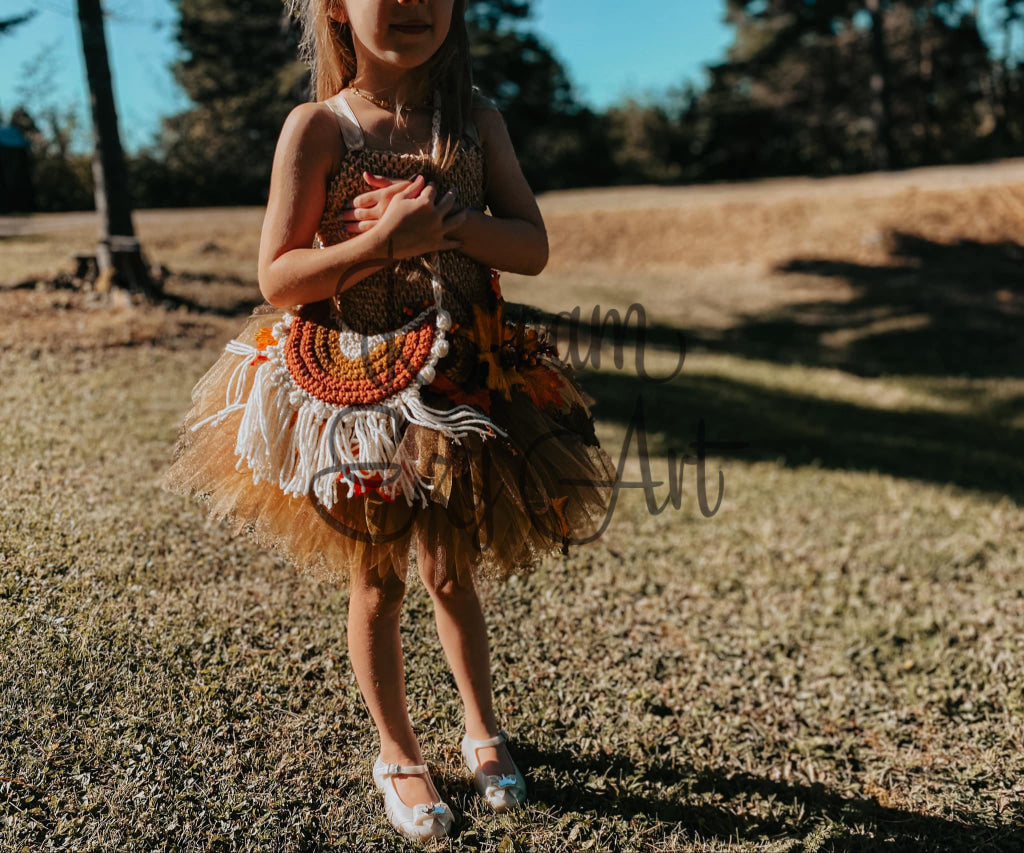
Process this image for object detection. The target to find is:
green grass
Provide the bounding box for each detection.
[1,322,1022,851]
[2,186,1024,850]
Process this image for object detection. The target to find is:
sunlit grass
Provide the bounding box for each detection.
[2,173,1023,850]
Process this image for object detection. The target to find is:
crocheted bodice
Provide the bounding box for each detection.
[312,91,491,336]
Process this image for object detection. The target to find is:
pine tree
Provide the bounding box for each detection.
[993,0,1024,144]
[698,0,992,177]
[466,0,608,189]
[157,0,306,205]
[155,0,594,201]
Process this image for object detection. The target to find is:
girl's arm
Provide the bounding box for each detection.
[448,106,549,276]
[258,103,416,308]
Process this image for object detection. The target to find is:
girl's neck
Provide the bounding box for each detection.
[349,68,431,109]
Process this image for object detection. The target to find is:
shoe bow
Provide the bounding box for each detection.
[412,802,448,827]
[484,773,520,799]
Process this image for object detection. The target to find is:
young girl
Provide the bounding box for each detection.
[162,0,616,842]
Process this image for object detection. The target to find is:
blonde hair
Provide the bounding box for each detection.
[286,0,474,172]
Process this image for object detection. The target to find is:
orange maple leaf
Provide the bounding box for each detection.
[465,301,526,403]
[518,362,568,411]
[428,371,493,413]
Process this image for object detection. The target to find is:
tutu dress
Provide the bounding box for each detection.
[161,90,617,589]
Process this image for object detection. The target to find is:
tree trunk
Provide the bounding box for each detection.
[915,15,937,162]
[1002,8,1016,145]
[865,0,899,170]
[76,0,159,299]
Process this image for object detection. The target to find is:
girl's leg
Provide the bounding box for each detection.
[347,559,440,808]
[416,536,519,779]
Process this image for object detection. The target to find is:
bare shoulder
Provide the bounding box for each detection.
[469,90,505,150]
[465,90,541,233]
[276,100,346,175]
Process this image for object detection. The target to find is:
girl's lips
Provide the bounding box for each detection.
[391,23,431,34]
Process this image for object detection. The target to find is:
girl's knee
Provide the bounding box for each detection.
[349,562,407,611]
[416,537,476,600]
[421,566,476,602]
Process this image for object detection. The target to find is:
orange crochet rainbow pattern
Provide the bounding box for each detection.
[187,253,505,509]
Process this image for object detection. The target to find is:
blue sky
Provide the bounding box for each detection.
[1,1,1011,154]
[0,0,734,153]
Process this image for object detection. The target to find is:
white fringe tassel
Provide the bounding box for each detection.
[191,330,507,510]
[191,253,507,509]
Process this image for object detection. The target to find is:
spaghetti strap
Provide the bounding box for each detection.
[324,92,365,151]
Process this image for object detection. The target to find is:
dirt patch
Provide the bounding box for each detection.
[0,284,243,355]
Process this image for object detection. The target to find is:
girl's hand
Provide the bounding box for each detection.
[340,171,417,236]
[376,177,468,259]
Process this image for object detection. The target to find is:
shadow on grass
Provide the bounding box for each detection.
[720,232,1024,379]
[513,232,1024,380]
[157,272,264,317]
[566,362,1024,507]
[511,741,1021,853]
[2,269,264,318]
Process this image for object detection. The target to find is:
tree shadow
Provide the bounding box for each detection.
[733,232,1023,379]
[567,362,1024,507]
[514,232,1023,380]
[156,271,264,317]
[505,299,693,364]
[502,233,1024,505]
[509,740,1022,852]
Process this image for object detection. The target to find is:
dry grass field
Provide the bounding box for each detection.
[1,159,1023,851]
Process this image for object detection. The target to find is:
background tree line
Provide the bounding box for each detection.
[5,0,1024,212]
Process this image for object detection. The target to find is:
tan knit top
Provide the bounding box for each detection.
[311,90,492,337]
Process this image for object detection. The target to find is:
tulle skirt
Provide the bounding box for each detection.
[161,301,617,590]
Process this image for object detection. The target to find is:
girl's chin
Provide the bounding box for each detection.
[390,25,432,36]
[376,50,437,69]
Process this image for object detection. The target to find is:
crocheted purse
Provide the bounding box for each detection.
[188,93,506,509]
[191,253,506,510]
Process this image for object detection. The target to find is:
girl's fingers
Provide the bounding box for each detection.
[398,175,425,197]
[381,177,415,195]
[435,190,457,212]
[420,182,438,203]
[343,219,373,234]
[351,180,405,208]
[439,237,463,252]
[441,207,468,229]
[349,190,378,208]
[362,171,397,187]
[342,205,383,222]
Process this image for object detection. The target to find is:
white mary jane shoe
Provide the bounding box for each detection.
[372,755,455,843]
[460,729,527,813]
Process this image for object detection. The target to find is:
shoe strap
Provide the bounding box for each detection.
[465,729,508,748]
[379,760,428,777]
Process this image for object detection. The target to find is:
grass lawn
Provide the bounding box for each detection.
[1,166,1023,851]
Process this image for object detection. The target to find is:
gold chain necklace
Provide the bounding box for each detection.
[348,86,432,112]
